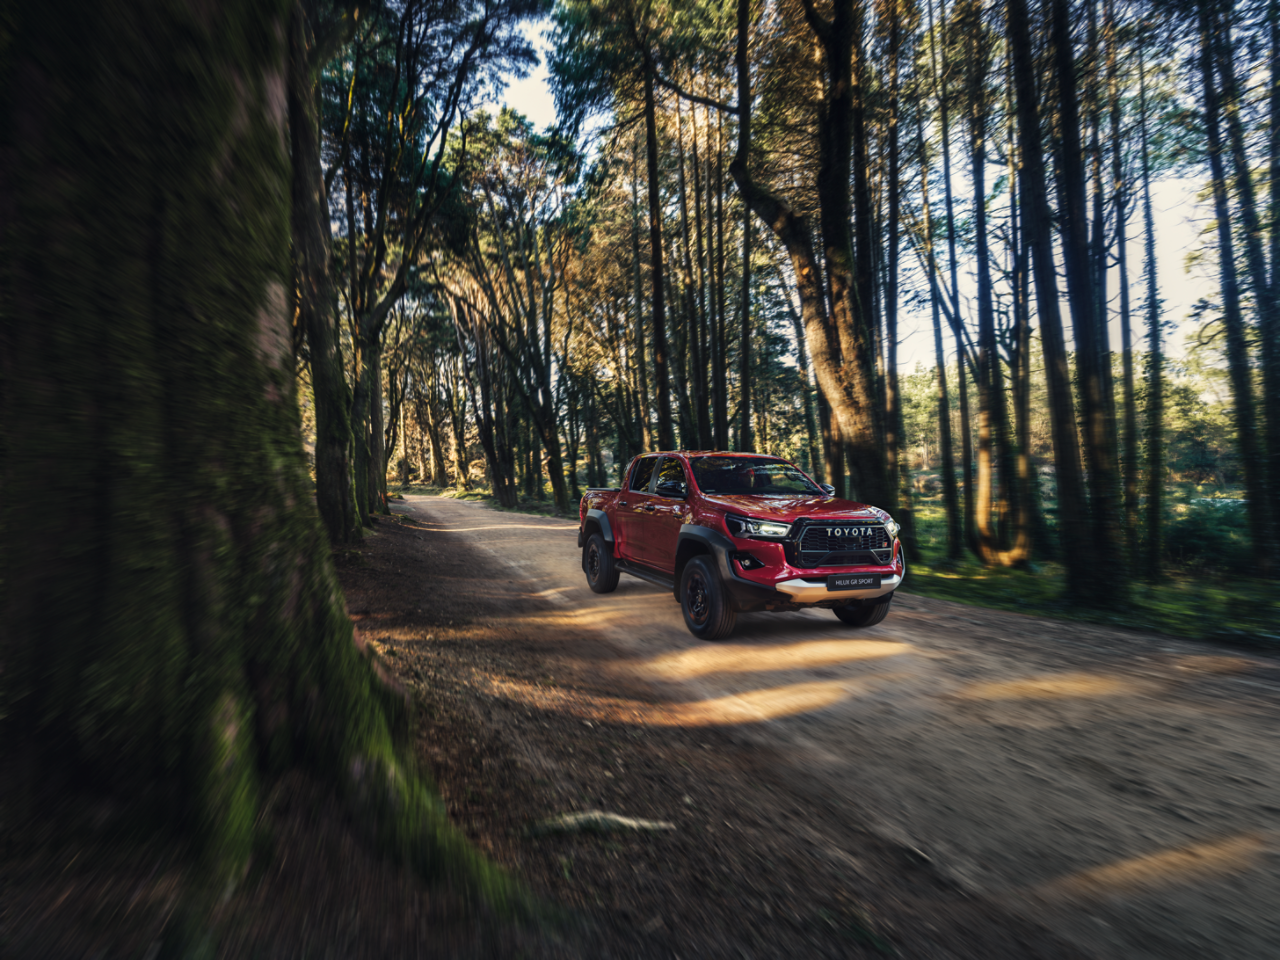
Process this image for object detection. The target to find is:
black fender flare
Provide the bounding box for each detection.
[579,508,615,557]
[674,524,790,608]
[673,524,738,600]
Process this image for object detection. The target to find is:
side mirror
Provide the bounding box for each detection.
[655,479,687,499]
[820,484,835,496]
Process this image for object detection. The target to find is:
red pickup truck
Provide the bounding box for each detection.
[578,451,904,640]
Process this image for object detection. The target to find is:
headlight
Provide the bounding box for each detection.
[725,514,792,539]
[883,517,901,539]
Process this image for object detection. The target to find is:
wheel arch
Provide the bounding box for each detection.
[674,524,736,602]
[581,508,614,544]
[581,509,615,572]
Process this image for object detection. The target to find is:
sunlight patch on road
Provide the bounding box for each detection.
[1035,832,1275,902]
[479,675,861,726]
[958,672,1139,701]
[637,640,910,680]
[1171,654,1259,676]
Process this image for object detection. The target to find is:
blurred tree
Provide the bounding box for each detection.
[1,0,511,904]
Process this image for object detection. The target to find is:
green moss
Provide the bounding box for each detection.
[3,0,523,921]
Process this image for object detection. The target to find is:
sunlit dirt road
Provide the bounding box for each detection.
[404,494,1280,960]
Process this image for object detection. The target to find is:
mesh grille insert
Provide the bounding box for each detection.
[795,522,891,567]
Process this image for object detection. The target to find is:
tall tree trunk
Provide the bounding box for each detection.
[677,98,714,450]
[3,0,509,903]
[422,386,448,487]
[787,299,824,478]
[642,63,675,449]
[691,99,716,446]
[1107,0,1139,565]
[730,0,882,504]
[935,0,973,550]
[288,1,359,545]
[817,393,843,495]
[884,3,922,562]
[1088,0,1115,430]
[1052,0,1124,601]
[450,374,469,491]
[1007,0,1093,598]
[843,5,889,504]
[567,377,582,502]
[919,107,964,561]
[964,3,1000,561]
[672,278,698,445]
[1270,1,1280,548]
[368,336,388,513]
[1005,61,1035,566]
[1215,7,1279,565]
[714,111,731,450]
[957,329,975,551]
[630,138,652,451]
[351,337,374,526]
[1199,2,1270,564]
[738,203,753,450]
[1139,38,1163,580]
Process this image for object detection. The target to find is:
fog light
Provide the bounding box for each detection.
[732,551,764,571]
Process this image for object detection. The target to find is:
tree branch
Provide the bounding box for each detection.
[654,73,738,114]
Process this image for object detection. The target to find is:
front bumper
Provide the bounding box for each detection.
[774,567,903,604]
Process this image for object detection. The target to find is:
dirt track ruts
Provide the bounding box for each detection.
[385,494,1280,959]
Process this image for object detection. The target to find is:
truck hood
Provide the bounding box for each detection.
[698,494,888,524]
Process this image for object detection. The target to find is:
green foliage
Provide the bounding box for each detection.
[1162,496,1251,574]
[904,548,1278,649]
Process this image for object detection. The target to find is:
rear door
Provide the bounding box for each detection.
[647,456,690,571]
[615,455,659,563]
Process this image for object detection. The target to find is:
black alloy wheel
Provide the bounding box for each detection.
[584,532,620,593]
[679,556,736,640]
[685,568,710,625]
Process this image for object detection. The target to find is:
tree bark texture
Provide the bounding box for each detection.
[731,0,887,506]
[1214,9,1279,565]
[1006,0,1093,599]
[643,63,675,450]
[1199,3,1270,567]
[288,0,359,545]
[1,0,512,903]
[1051,0,1124,600]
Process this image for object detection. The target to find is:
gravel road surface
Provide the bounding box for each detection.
[403,494,1280,959]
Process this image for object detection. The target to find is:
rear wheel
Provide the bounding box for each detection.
[833,592,893,628]
[584,532,620,593]
[680,556,737,640]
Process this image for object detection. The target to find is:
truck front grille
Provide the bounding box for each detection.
[793,522,891,568]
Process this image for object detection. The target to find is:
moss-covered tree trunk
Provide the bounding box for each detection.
[1,0,512,904]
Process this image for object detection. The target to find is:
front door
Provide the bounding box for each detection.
[615,455,659,564]
[647,456,690,571]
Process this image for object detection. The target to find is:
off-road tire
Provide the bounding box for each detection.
[584,533,620,593]
[680,556,737,640]
[833,592,893,628]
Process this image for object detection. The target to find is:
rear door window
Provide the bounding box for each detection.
[629,456,659,492]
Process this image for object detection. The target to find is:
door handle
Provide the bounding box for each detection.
[641,504,656,512]
[619,500,628,506]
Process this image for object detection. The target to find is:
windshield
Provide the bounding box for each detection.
[690,456,823,496]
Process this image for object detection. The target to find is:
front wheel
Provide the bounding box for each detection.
[679,556,737,640]
[584,533,620,593]
[833,592,893,628]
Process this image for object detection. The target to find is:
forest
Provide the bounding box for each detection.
[290,0,1280,616]
[4,0,1278,944]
